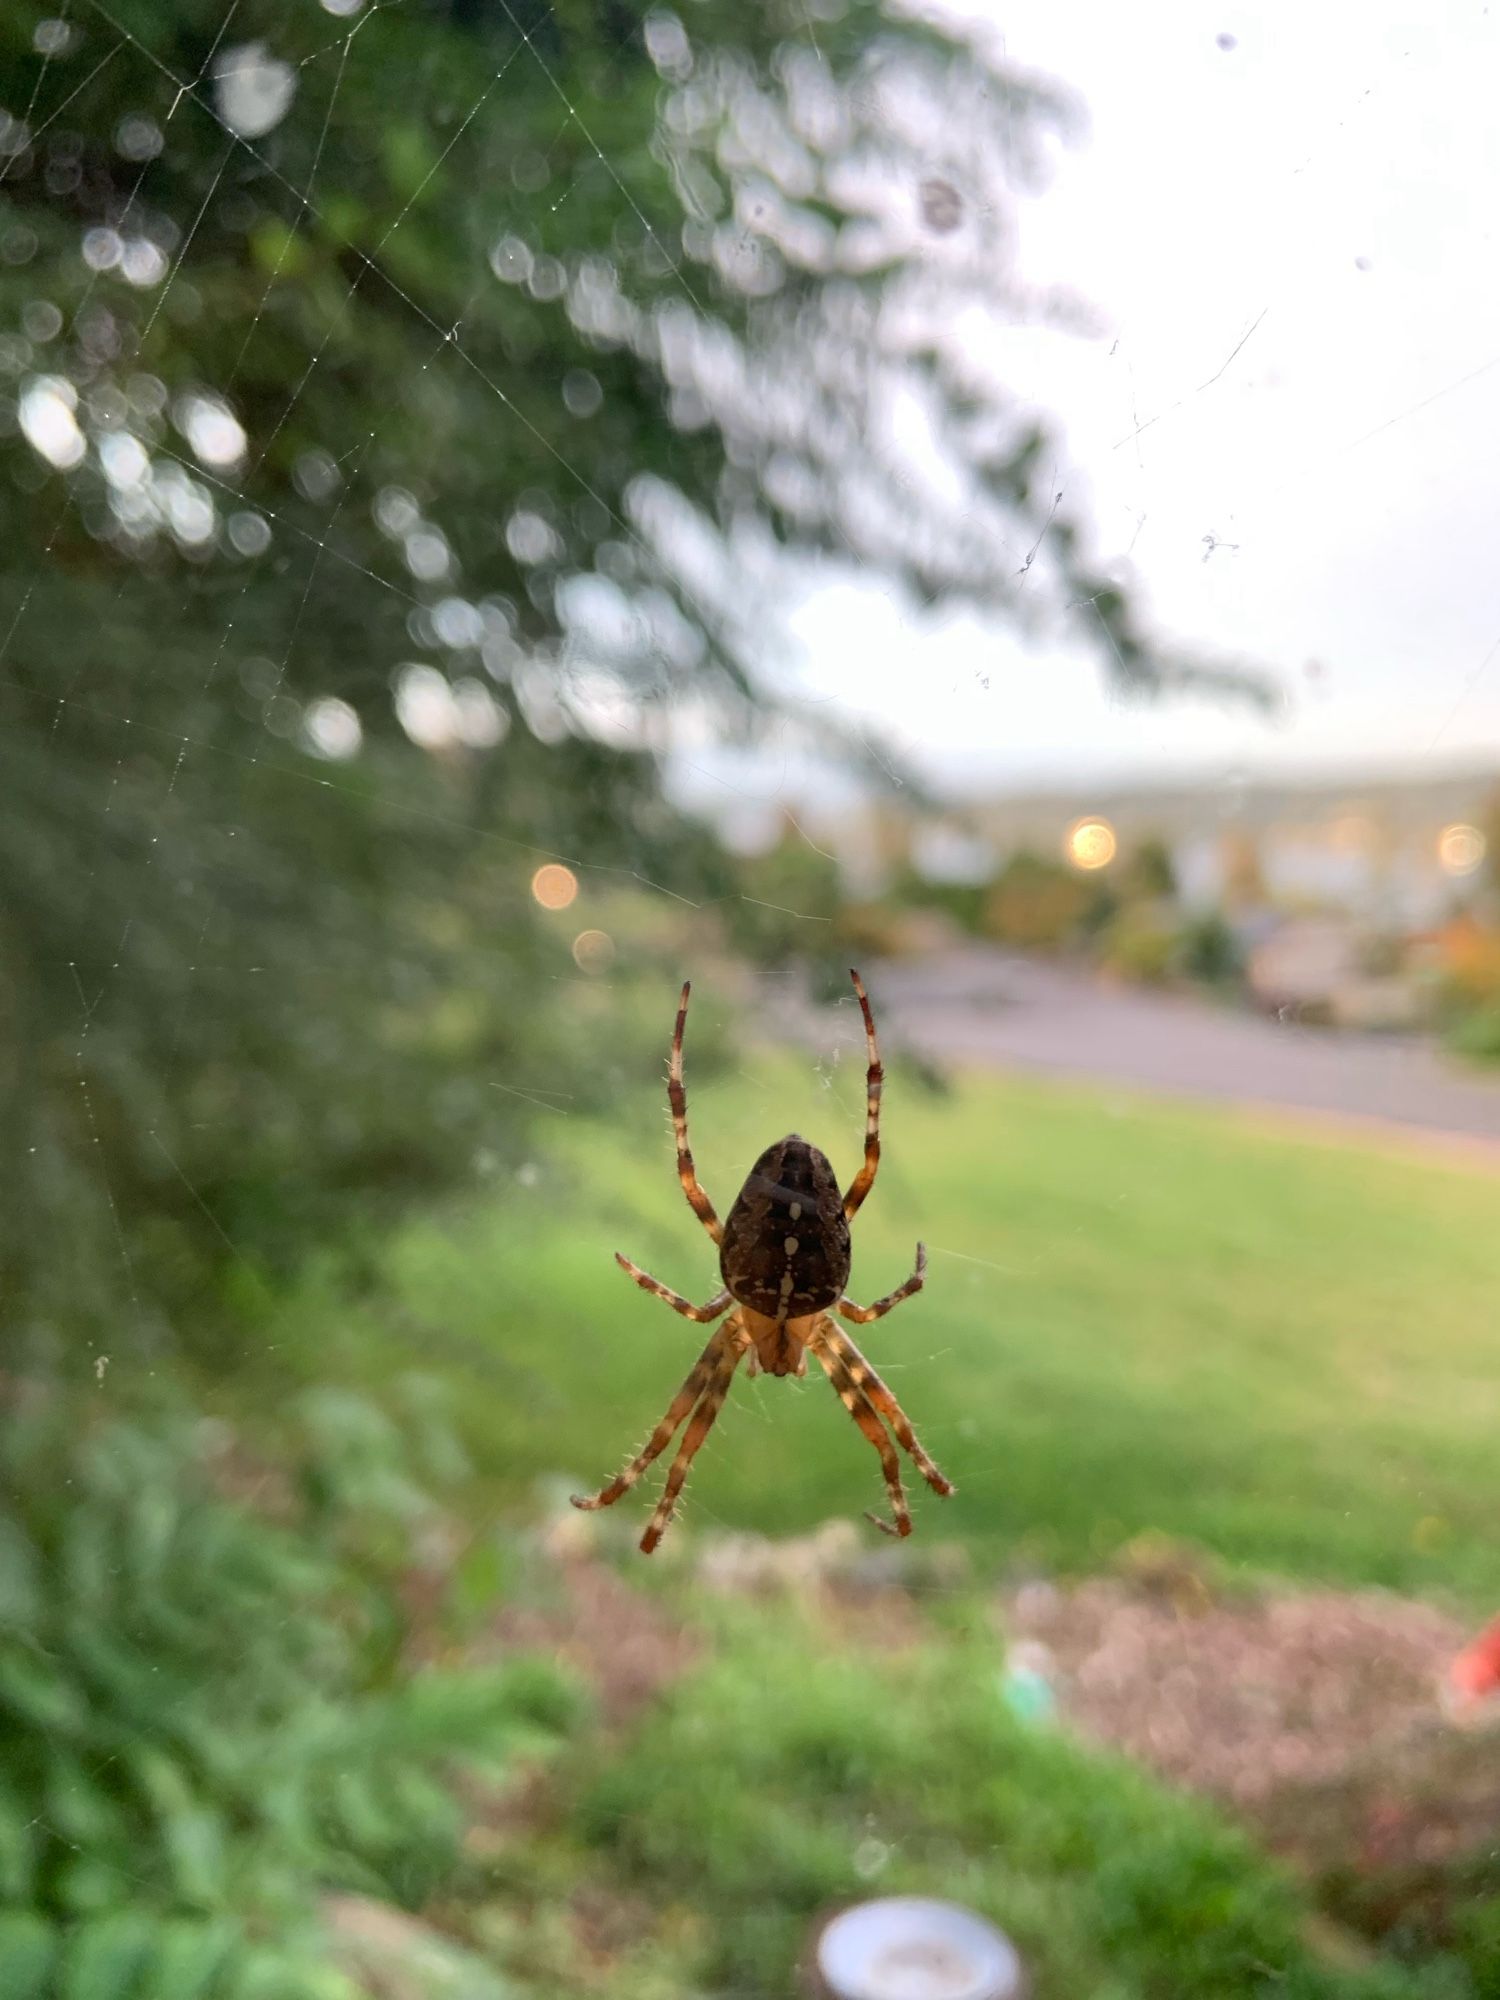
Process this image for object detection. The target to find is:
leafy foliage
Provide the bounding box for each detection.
[0,1378,581,1999]
[1176,907,1243,986]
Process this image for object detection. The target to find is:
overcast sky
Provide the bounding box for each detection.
[673,0,1500,823]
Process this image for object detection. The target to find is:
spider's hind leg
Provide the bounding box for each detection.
[809,1324,911,1538]
[572,1316,745,1520]
[639,1329,748,1553]
[821,1321,953,1501]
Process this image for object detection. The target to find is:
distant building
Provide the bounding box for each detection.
[837,766,1499,927]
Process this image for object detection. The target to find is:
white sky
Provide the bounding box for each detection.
[672,0,1500,819]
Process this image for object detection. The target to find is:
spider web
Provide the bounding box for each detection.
[8,0,1500,1980]
[8,0,1499,1561]
[6,0,1496,1472]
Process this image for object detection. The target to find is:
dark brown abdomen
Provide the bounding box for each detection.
[719,1134,851,1322]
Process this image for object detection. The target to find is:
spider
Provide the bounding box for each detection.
[572,969,954,1554]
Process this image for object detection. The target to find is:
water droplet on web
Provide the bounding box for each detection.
[23,300,62,343]
[214,43,297,140]
[563,369,603,418]
[489,235,532,286]
[228,512,271,558]
[294,449,341,503]
[34,18,77,55]
[116,115,163,162]
[121,239,167,288]
[83,228,123,273]
[918,178,963,233]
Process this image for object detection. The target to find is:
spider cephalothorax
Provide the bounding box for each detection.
[572,970,953,1553]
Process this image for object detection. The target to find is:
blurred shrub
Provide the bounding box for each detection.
[1099,908,1178,985]
[884,867,991,938]
[1448,1003,1500,1065]
[833,900,962,965]
[983,850,1100,949]
[1175,909,1243,987]
[1429,918,1500,1063]
[0,1379,581,2000]
[1117,836,1178,905]
[831,900,916,963]
[1097,906,1244,992]
[1438,918,1500,1008]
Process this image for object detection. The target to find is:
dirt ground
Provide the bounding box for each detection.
[1001,1555,1500,1876]
[491,1511,1500,1888]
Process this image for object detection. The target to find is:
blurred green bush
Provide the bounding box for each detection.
[0,1376,583,2000]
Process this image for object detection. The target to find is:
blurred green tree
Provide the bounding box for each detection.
[724,811,841,967]
[0,0,1270,1346]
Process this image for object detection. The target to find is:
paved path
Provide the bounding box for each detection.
[858,950,1500,1153]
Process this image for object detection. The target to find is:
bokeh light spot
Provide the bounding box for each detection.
[532,863,578,911]
[1065,817,1117,870]
[571,928,615,973]
[1438,824,1486,876]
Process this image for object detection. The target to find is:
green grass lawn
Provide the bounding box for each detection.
[281,1051,1500,1606]
[488,1609,1453,2000]
[240,1051,1500,1998]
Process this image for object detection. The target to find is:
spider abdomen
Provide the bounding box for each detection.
[719,1134,851,1322]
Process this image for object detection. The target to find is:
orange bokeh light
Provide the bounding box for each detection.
[531,863,579,910]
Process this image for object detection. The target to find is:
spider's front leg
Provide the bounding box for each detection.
[837,1242,926,1324]
[841,968,884,1222]
[615,1252,731,1323]
[668,981,724,1246]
